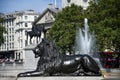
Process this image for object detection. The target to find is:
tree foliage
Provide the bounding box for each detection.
[47,4,85,54]
[47,0,120,54]
[87,0,120,52]
[0,17,6,45]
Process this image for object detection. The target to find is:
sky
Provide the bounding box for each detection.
[0,0,62,14]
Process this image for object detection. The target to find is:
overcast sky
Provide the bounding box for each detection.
[0,0,62,13]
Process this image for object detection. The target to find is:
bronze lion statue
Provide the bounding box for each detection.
[18,38,102,77]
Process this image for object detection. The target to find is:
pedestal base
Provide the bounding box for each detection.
[17,76,103,80]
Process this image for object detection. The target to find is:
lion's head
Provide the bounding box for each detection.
[33,38,59,58]
[32,39,45,58]
[33,38,61,70]
[32,38,61,71]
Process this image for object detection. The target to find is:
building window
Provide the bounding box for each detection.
[5,44,6,49]
[1,45,3,49]
[20,40,22,48]
[25,30,27,36]
[9,21,11,26]
[25,40,27,46]
[67,0,71,3]
[2,44,4,49]
[34,16,37,20]
[12,28,14,33]
[12,35,14,41]
[21,23,23,27]
[7,25,8,27]
[25,16,28,20]
[20,16,22,20]
[10,28,11,33]
[4,37,6,42]
[83,0,88,2]
[25,23,28,27]
[7,44,8,49]
[10,36,11,41]
[10,43,11,49]
[12,43,14,48]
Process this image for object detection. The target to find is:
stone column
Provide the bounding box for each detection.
[22,30,25,48]
[14,52,17,60]
[41,32,44,39]
[27,35,30,45]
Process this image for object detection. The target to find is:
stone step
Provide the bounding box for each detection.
[17,76,103,80]
[0,77,17,80]
[109,73,120,76]
[0,76,103,80]
[101,78,120,80]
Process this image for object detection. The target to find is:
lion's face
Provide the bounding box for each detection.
[32,40,44,58]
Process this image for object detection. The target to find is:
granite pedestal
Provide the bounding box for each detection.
[17,76,103,80]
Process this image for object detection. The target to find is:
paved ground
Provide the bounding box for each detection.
[0,77,17,80]
[0,76,103,80]
[101,68,120,80]
[102,78,120,80]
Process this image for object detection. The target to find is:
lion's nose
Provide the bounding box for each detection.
[32,48,36,52]
[33,48,39,52]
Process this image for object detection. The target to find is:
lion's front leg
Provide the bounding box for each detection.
[17,70,45,77]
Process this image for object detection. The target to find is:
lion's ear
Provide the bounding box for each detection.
[42,38,45,41]
[46,43,50,46]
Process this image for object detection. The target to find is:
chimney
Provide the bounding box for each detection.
[55,7,59,10]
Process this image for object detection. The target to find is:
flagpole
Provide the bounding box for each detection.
[55,0,57,8]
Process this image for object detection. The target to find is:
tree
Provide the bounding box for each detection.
[87,0,120,67]
[0,17,6,45]
[47,0,120,54]
[87,0,120,52]
[47,4,85,54]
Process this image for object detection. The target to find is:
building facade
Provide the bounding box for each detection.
[32,4,59,38]
[62,0,91,9]
[0,10,39,62]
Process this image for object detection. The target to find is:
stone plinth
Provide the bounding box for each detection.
[17,76,103,80]
[101,78,120,80]
[0,76,17,80]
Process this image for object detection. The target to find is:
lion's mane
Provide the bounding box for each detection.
[36,39,61,71]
